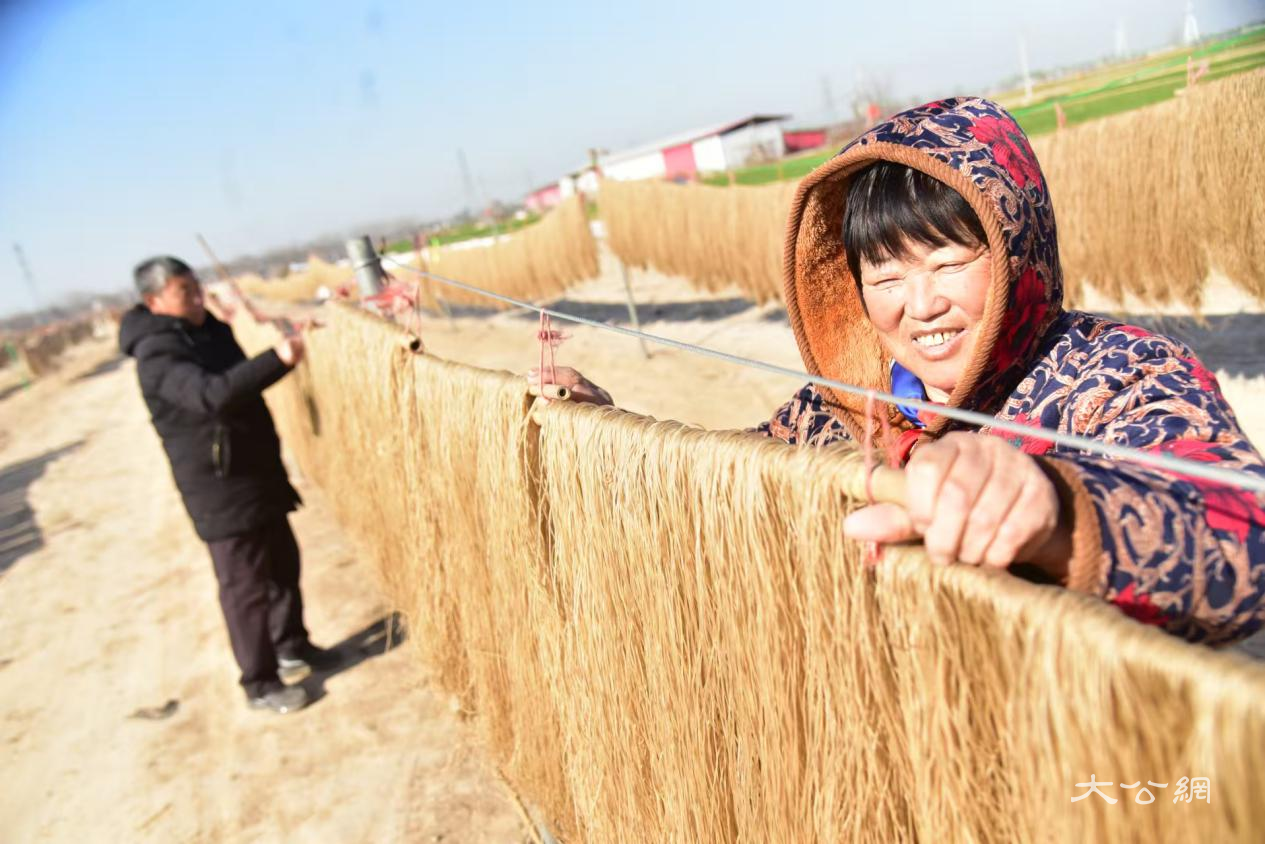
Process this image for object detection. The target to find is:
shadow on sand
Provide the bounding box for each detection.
[0,381,28,403]
[428,296,758,324]
[0,442,84,577]
[510,297,756,325]
[298,613,408,705]
[73,354,128,382]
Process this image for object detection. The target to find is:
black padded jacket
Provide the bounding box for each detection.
[119,306,300,541]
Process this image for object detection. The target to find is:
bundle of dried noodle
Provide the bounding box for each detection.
[236,302,1265,842]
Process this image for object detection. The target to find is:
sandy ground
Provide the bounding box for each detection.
[0,341,528,842]
[2,255,1262,843]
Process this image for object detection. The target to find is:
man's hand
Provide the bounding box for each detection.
[275,336,305,367]
[843,432,1070,579]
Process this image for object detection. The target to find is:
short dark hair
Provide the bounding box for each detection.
[134,255,194,297]
[842,161,987,285]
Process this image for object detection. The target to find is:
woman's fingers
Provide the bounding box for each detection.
[956,462,1024,564]
[982,470,1059,568]
[528,395,551,425]
[851,433,1062,572]
[528,365,580,385]
[843,504,917,544]
[919,445,992,566]
[903,438,960,534]
[525,367,613,407]
[905,435,999,566]
[570,382,612,406]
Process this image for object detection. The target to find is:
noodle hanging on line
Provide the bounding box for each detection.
[231,302,1265,843]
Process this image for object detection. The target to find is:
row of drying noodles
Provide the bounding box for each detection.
[5,318,96,378]
[235,301,1265,843]
[601,176,796,303]
[234,195,600,310]
[412,195,599,310]
[601,69,1265,310]
[235,256,357,303]
[231,194,597,310]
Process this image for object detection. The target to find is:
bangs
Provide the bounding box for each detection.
[842,161,986,282]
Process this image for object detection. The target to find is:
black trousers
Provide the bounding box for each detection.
[207,516,309,697]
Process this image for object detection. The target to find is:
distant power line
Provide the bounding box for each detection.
[12,243,40,309]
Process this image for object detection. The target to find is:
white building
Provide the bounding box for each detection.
[596,115,788,183]
[535,115,789,208]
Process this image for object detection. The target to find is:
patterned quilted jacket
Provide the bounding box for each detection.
[760,97,1265,645]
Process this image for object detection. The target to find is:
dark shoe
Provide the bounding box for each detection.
[277,656,310,682]
[277,644,341,680]
[247,683,309,714]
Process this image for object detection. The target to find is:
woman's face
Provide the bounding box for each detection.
[858,239,991,402]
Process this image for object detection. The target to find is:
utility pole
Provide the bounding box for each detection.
[457,148,477,217]
[820,74,838,124]
[1018,36,1034,104]
[12,243,40,310]
[1183,0,1200,45]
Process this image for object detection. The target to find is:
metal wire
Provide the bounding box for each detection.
[379,254,1265,495]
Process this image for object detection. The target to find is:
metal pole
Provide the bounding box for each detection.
[345,236,386,297]
[12,243,40,310]
[618,260,651,359]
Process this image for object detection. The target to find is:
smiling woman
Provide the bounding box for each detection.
[843,161,992,403]
[534,96,1265,646]
[764,97,1265,644]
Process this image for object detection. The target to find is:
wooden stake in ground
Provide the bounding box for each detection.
[618,261,651,359]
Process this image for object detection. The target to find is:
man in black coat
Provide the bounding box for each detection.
[120,256,333,714]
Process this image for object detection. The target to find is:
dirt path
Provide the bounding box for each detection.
[0,341,527,842]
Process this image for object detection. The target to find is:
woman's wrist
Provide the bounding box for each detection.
[1024,516,1072,583]
[1024,459,1080,585]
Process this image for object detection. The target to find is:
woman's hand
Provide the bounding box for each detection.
[843,432,1070,579]
[526,366,614,407]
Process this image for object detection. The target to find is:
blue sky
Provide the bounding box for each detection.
[0,0,1259,315]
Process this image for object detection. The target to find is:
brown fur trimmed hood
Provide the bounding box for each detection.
[782,98,1064,440]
